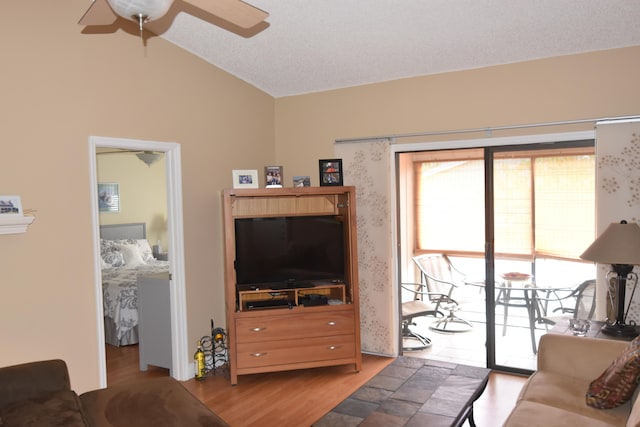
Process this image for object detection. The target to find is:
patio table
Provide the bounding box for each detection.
[466,277,572,354]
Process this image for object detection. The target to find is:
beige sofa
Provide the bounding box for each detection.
[504,333,640,427]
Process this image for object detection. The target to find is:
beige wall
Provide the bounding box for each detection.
[273,46,640,355]
[274,47,640,177]
[0,0,274,392]
[2,0,639,392]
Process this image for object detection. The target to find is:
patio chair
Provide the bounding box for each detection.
[400,282,442,350]
[541,279,596,325]
[412,254,480,333]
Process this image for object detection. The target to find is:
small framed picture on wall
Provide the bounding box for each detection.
[97,183,120,213]
[0,195,23,216]
[319,159,343,186]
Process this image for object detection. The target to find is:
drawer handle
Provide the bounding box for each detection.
[250,327,266,332]
[328,346,338,350]
[250,352,267,357]
[327,321,337,326]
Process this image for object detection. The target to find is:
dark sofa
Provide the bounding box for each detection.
[0,359,228,427]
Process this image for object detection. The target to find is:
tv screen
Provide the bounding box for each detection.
[234,216,345,288]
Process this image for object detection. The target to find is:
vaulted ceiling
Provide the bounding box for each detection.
[91,1,640,98]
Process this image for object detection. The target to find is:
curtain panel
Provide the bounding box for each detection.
[335,140,395,355]
[595,120,640,323]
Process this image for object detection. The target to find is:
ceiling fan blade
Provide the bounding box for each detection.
[79,0,118,26]
[183,0,268,29]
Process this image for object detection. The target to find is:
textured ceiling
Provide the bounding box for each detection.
[158,0,640,98]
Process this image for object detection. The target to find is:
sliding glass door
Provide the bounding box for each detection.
[398,139,595,372]
[488,143,596,371]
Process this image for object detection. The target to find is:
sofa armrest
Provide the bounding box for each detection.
[537,334,629,380]
[0,359,72,408]
[80,376,229,427]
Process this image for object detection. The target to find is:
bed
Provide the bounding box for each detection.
[99,223,170,346]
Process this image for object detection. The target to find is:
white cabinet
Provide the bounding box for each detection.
[137,272,172,375]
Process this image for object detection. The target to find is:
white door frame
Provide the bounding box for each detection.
[89,136,189,386]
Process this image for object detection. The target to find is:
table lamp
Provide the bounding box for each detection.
[580,220,640,337]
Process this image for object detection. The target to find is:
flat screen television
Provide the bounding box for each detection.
[234,215,345,289]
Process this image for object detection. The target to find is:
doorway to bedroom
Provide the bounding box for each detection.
[90,136,188,387]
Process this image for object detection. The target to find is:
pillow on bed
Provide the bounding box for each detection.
[100,238,154,266]
[109,238,154,261]
[100,240,125,267]
[116,244,146,267]
[136,239,155,262]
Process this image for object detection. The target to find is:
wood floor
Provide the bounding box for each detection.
[106,344,527,426]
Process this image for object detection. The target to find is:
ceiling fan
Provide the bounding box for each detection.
[79,0,269,38]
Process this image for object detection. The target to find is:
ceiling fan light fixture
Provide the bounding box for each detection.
[136,151,163,167]
[106,0,174,24]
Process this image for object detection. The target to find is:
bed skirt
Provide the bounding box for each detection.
[104,316,139,347]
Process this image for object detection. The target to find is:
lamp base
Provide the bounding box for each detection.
[601,321,639,338]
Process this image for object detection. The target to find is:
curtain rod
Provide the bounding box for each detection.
[334,115,640,144]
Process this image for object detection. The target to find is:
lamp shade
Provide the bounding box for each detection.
[580,221,640,265]
[106,0,174,22]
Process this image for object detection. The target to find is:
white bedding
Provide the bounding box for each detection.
[100,236,169,346]
[102,260,170,346]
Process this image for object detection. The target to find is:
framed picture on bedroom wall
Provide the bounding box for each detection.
[98,183,120,213]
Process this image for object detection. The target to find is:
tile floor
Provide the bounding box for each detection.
[403,299,562,371]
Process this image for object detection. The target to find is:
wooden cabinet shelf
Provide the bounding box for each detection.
[237,283,347,312]
[222,186,361,385]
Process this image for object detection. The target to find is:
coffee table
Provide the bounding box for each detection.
[313,357,490,427]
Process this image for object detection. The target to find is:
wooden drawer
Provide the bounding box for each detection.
[236,334,356,369]
[235,309,355,343]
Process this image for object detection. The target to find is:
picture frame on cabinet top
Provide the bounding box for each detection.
[319,159,343,186]
[265,166,283,188]
[232,169,259,189]
[293,176,311,187]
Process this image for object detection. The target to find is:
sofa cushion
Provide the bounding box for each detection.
[79,376,228,427]
[587,336,640,409]
[504,400,625,427]
[516,371,630,426]
[0,390,86,427]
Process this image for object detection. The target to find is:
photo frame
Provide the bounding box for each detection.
[319,159,343,186]
[0,195,23,216]
[293,176,311,187]
[265,166,284,188]
[232,169,259,189]
[98,183,120,213]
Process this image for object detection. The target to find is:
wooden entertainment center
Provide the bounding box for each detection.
[222,186,361,385]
